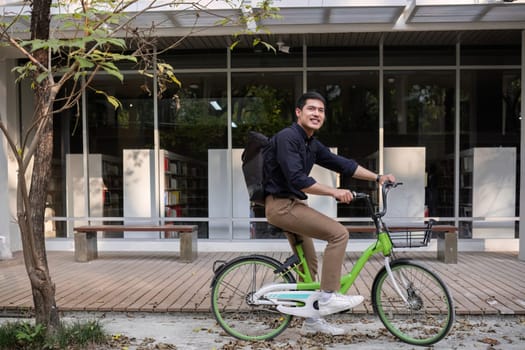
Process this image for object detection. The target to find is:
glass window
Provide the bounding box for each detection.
[230,72,302,239]
[159,72,228,239]
[308,70,380,218]
[50,74,154,238]
[384,46,455,66]
[231,72,299,146]
[460,69,520,239]
[86,74,154,237]
[46,81,71,238]
[307,47,379,67]
[384,70,455,220]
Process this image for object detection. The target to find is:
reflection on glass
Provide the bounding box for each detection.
[308,71,379,217]
[159,72,228,239]
[384,71,455,219]
[229,72,300,239]
[231,75,297,147]
[460,70,520,239]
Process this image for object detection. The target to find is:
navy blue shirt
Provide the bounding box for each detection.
[263,123,359,200]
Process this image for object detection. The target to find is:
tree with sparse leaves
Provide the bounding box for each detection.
[0,0,277,334]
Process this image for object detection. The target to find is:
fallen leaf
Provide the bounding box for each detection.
[479,337,500,346]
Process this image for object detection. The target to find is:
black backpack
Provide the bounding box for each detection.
[241,131,270,206]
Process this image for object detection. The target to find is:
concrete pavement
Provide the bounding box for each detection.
[2,311,524,349]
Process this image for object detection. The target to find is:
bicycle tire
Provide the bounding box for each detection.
[371,259,455,346]
[210,255,295,341]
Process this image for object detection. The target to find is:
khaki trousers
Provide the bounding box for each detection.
[265,195,349,291]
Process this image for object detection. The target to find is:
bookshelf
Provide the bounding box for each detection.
[162,150,208,219]
[123,149,207,238]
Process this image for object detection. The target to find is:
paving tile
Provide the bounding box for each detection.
[1,250,524,315]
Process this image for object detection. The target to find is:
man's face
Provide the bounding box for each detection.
[296,98,325,136]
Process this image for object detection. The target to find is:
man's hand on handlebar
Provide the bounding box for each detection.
[377,174,396,185]
[333,188,354,203]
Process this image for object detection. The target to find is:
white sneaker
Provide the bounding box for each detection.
[318,293,364,316]
[301,318,345,336]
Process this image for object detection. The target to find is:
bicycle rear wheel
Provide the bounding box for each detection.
[210,255,295,341]
[371,260,455,346]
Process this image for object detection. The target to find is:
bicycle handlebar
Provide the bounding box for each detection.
[352,181,403,219]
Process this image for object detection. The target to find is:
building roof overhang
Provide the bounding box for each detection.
[0,0,524,50]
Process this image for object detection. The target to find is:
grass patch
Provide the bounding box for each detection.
[0,319,108,349]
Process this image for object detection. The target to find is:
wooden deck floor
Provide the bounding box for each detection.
[1,251,524,316]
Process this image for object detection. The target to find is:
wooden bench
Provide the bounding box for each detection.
[73,225,199,263]
[346,224,458,264]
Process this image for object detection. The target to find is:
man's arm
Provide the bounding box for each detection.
[352,165,395,185]
[302,165,396,203]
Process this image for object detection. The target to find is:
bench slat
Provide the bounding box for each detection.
[74,225,197,233]
[73,225,199,263]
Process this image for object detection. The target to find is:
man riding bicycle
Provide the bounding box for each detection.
[263,91,396,335]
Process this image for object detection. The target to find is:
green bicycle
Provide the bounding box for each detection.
[210,182,455,346]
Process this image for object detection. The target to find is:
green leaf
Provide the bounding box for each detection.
[230,40,240,50]
[106,52,137,63]
[99,62,123,82]
[35,71,48,84]
[95,90,122,110]
[93,37,127,49]
[75,57,95,69]
[73,70,88,82]
[259,41,276,53]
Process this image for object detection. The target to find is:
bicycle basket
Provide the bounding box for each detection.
[388,220,435,248]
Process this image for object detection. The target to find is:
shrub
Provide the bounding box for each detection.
[0,319,108,349]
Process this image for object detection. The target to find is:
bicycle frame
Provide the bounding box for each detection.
[290,183,398,294]
[291,231,393,294]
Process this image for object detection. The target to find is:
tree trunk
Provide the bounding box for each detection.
[27,105,59,329]
[19,0,60,332]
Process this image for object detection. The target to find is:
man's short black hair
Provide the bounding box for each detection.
[296,91,326,110]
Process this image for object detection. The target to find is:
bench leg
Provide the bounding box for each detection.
[74,232,98,262]
[437,231,457,264]
[179,229,198,262]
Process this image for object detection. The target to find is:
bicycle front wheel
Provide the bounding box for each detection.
[210,255,295,341]
[371,260,455,346]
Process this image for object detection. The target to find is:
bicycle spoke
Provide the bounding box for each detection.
[372,261,454,346]
[211,256,294,341]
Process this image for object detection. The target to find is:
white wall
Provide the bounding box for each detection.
[471,147,516,238]
[122,149,159,237]
[384,147,426,222]
[0,57,22,254]
[0,60,9,256]
[208,149,232,239]
[65,154,107,236]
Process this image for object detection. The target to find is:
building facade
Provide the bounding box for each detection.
[1,0,524,257]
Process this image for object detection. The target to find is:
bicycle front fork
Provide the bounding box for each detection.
[384,256,410,305]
